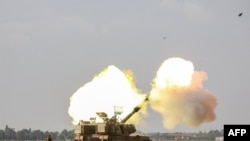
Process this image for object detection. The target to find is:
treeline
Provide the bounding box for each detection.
[0,125,223,141]
[0,125,74,140]
[148,130,223,140]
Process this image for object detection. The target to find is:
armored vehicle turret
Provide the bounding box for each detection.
[74,96,151,141]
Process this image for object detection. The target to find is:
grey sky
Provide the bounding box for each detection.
[0,0,250,133]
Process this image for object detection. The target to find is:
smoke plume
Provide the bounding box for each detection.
[68,57,217,130]
[149,57,217,129]
[68,65,146,125]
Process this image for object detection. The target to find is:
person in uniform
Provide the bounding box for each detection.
[46,134,52,141]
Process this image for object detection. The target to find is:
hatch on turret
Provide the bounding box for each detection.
[96,112,109,122]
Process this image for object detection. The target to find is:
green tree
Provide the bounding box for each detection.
[30,129,45,140]
[57,129,74,140]
[67,129,74,139]
[4,125,16,140]
[16,129,30,140]
[0,130,5,140]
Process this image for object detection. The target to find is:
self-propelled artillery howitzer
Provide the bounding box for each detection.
[74,95,151,141]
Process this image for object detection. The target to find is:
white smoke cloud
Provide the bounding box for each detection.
[68,65,145,125]
[68,58,217,130]
[149,58,217,129]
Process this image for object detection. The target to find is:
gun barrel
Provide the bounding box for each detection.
[120,94,149,123]
[121,107,140,123]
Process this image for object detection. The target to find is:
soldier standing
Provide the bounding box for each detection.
[46,134,52,141]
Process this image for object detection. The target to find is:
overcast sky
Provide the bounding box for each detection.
[1,0,250,133]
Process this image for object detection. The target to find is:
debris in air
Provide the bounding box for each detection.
[238,13,243,17]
